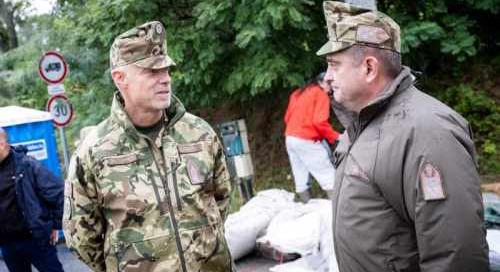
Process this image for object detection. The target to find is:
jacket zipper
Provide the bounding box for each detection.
[333,123,361,271]
[171,161,182,212]
[147,141,187,272]
[145,166,166,215]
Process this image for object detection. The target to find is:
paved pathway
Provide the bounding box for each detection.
[0,244,277,272]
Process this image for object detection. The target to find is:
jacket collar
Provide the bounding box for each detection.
[333,66,414,142]
[12,147,27,176]
[109,92,186,143]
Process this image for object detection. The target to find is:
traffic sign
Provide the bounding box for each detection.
[39,51,68,84]
[46,95,73,127]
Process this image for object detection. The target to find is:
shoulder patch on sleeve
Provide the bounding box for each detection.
[420,162,446,201]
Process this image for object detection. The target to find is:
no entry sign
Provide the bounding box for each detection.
[39,51,68,84]
[46,94,74,127]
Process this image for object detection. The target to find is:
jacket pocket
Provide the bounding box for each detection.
[344,154,371,183]
[177,141,214,185]
[182,223,232,271]
[98,152,156,217]
[110,231,175,271]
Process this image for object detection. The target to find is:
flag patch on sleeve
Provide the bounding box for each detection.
[420,162,446,201]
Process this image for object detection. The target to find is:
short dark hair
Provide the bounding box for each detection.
[347,45,402,78]
[315,72,326,83]
[301,71,326,92]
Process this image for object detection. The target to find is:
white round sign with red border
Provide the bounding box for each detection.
[46,95,74,127]
[39,51,68,84]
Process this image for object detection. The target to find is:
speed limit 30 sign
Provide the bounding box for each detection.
[46,95,74,127]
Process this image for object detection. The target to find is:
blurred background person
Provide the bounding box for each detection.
[284,72,340,202]
[0,127,64,272]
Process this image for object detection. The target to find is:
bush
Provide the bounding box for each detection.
[438,84,500,174]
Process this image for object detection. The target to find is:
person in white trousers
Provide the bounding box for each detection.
[284,72,340,202]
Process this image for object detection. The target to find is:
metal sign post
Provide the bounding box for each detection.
[39,51,73,174]
[58,127,70,171]
[46,94,74,173]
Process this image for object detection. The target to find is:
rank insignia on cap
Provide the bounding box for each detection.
[420,163,446,201]
[155,23,163,34]
[356,25,391,45]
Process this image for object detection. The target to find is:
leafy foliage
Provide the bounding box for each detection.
[0,0,498,174]
[439,84,500,172]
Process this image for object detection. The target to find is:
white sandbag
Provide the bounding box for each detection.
[304,199,339,272]
[488,229,500,253]
[257,202,322,255]
[224,189,296,260]
[225,209,270,260]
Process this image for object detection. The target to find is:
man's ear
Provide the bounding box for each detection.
[111,69,126,90]
[364,56,379,83]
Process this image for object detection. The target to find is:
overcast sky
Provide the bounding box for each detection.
[29,0,57,15]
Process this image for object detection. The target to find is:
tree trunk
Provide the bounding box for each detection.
[0,29,8,52]
[0,0,19,51]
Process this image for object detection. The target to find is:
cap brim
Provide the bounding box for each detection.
[316,41,353,56]
[134,55,176,69]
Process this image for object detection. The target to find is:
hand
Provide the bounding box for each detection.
[329,140,339,152]
[50,229,59,245]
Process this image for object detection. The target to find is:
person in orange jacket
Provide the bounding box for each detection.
[284,72,340,202]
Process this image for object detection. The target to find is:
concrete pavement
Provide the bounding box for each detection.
[0,244,277,272]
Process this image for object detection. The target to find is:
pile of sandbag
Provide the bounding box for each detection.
[263,199,338,272]
[224,189,296,260]
[224,188,339,271]
[227,189,500,272]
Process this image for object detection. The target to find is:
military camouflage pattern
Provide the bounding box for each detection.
[110,21,176,70]
[63,93,233,272]
[316,1,401,56]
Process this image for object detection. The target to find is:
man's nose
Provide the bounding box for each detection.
[159,69,171,84]
[324,67,334,83]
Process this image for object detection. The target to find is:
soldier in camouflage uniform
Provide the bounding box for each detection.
[63,21,234,272]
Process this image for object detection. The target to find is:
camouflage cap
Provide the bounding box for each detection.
[316,1,400,56]
[110,21,176,70]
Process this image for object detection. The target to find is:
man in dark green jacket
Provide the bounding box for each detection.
[317,1,489,271]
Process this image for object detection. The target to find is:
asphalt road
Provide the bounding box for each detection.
[0,244,277,272]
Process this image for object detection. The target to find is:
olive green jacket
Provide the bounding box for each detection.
[331,67,489,272]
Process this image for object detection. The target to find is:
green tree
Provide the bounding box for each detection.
[1,0,499,174]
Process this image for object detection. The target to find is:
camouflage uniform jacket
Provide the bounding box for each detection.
[63,93,233,272]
